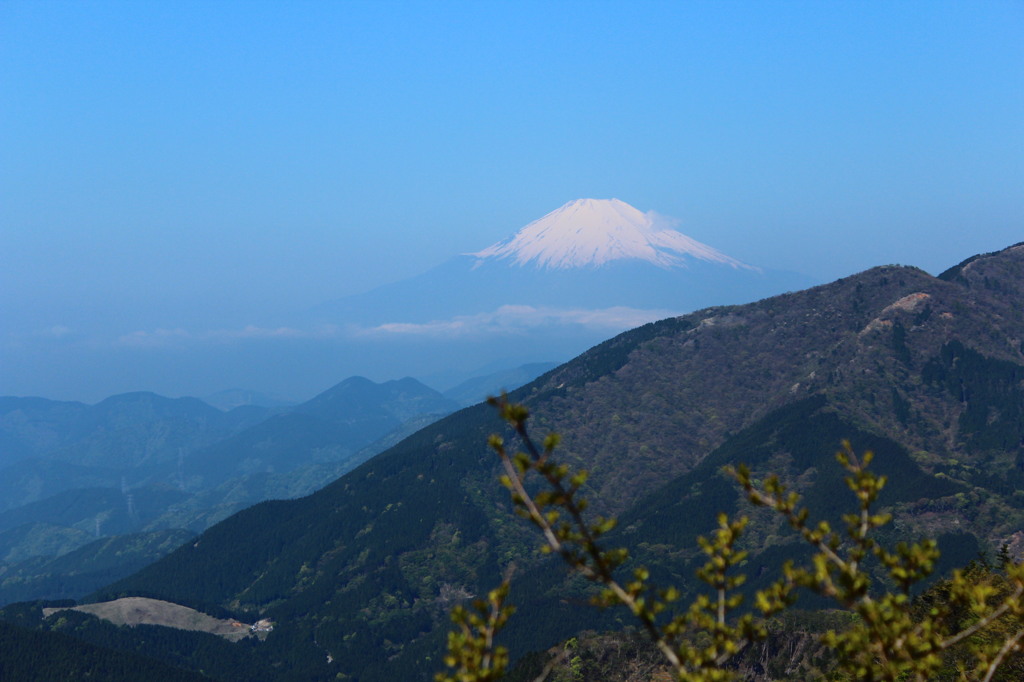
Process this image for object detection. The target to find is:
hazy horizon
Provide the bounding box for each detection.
[3,2,1022,402]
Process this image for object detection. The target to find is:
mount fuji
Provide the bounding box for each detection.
[300,199,812,387]
[315,198,809,331]
[470,198,750,270]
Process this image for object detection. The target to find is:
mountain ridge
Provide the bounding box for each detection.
[67,242,1024,680]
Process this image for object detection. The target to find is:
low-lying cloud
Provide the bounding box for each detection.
[355,305,679,338]
[116,325,339,348]
[111,305,678,348]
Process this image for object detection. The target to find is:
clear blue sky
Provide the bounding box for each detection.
[2,1,1022,401]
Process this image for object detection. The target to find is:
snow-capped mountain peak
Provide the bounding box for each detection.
[470,198,750,270]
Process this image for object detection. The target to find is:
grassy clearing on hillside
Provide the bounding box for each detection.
[43,597,262,642]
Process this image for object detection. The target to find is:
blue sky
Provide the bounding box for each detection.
[2,1,1022,401]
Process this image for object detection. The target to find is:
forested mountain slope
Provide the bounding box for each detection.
[28,243,1024,680]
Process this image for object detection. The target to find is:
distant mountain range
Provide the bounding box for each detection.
[17,242,1016,681]
[202,389,297,411]
[0,364,553,606]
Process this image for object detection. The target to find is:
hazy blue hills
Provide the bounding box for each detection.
[202,389,297,411]
[0,391,270,508]
[0,523,94,567]
[174,375,460,490]
[441,361,559,407]
[0,457,122,516]
[296,375,458,424]
[0,486,188,540]
[0,369,551,606]
[44,243,1023,681]
[0,376,457,521]
[0,529,193,605]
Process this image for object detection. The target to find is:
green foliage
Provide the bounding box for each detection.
[436,581,514,682]
[733,442,1024,681]
[439,397,791,681]
[440,399,1024,682]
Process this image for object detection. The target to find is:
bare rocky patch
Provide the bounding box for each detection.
[43,597,267,642]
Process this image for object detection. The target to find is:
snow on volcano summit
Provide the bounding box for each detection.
[470,198,750,270]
